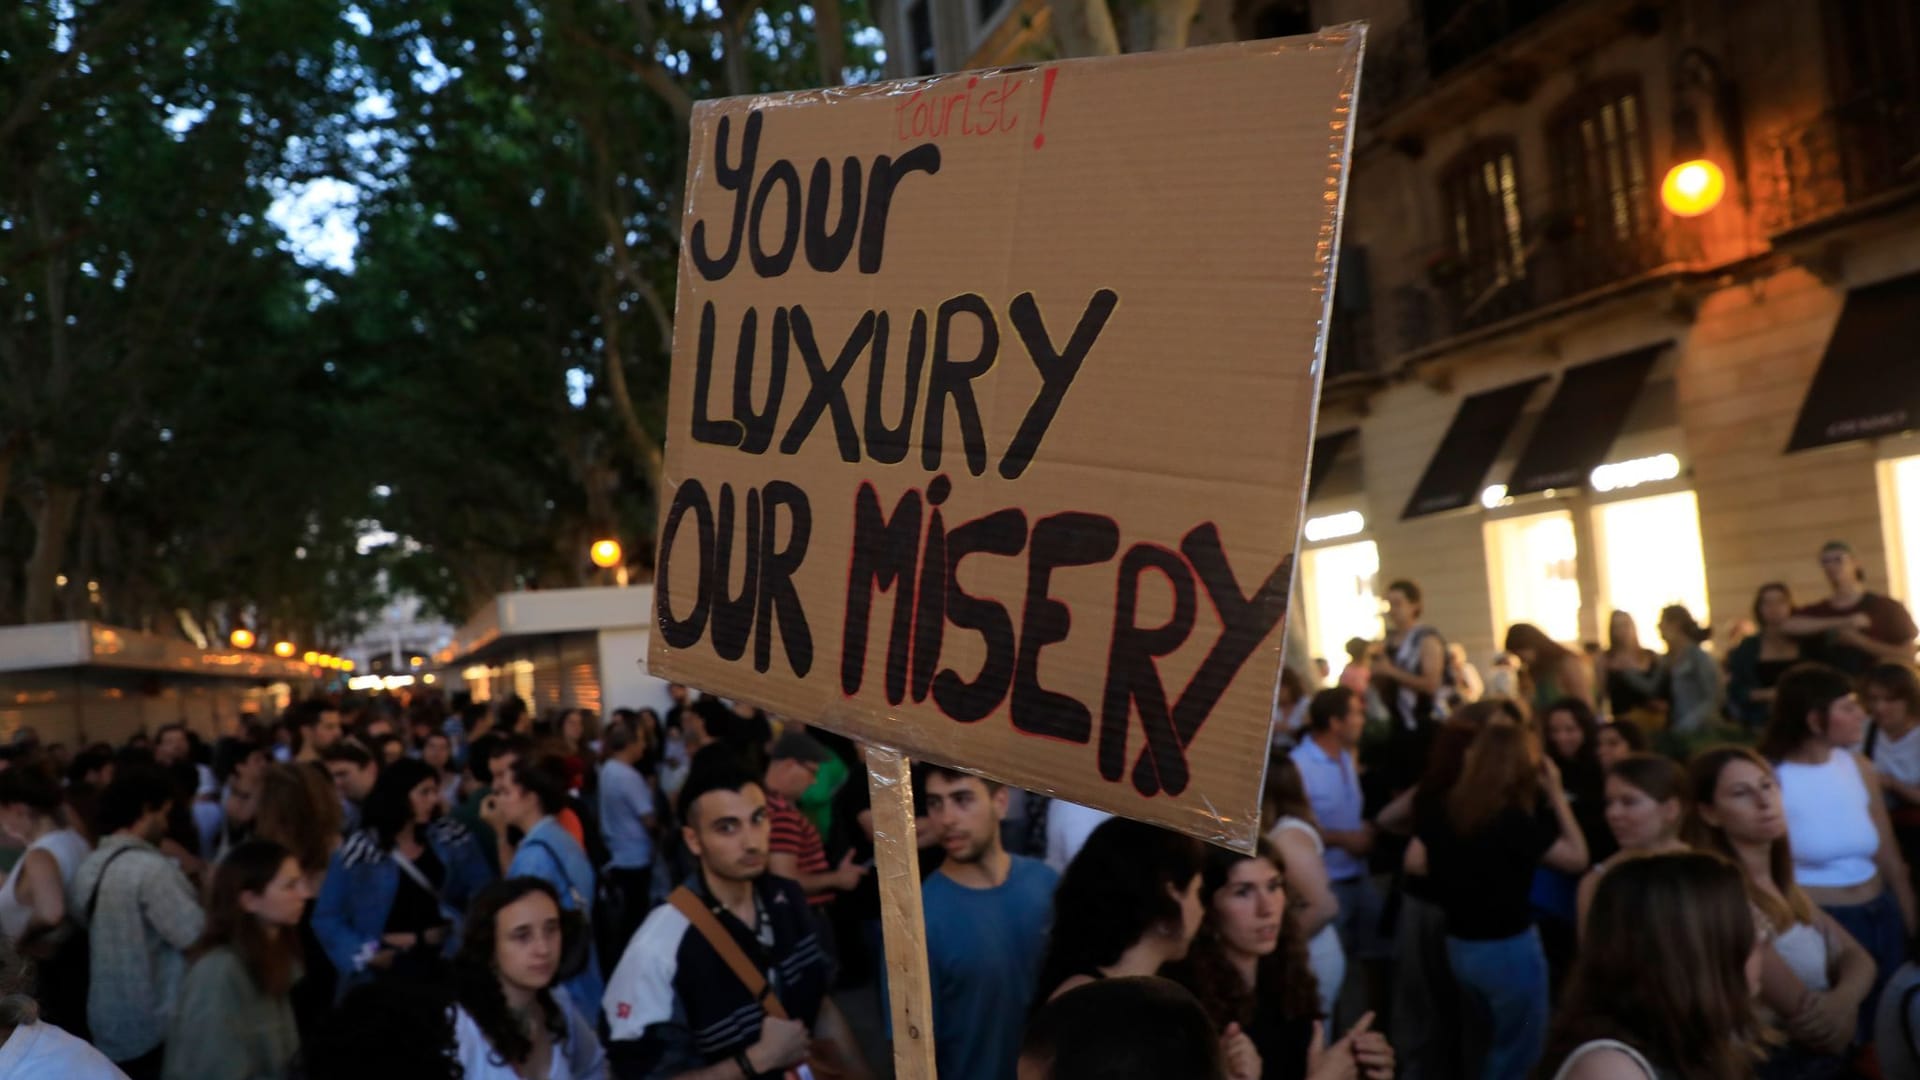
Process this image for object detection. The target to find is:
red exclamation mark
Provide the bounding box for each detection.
[1032,68,1057,150]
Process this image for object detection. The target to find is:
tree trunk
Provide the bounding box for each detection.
[722,11,752,97]
[0,438,15,527]
[1130,0,1202,52]
[22,483,80,624]
[1049,0,1122,57]
[814,0,846,88]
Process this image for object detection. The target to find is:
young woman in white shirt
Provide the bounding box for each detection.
[451,878,606,1080]
[1760,663,1914,1036]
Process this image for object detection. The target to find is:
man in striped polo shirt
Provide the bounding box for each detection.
[762,732,867,923]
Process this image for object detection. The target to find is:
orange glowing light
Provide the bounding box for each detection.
[590,538,623,569]
[1660,159,1726,217]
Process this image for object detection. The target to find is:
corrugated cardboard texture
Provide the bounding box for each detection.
[652,28,1364,851]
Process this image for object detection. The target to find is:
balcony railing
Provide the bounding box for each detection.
[1764,91,1920,235]
[1397,221,1669,351]
[1424,0,1579,80]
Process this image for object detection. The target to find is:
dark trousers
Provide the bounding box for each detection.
[117,1045,166,1080]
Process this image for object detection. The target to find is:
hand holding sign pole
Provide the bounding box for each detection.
[654,29,1364,1078]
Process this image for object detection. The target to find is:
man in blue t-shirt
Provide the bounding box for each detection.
[920,764,1059,1080]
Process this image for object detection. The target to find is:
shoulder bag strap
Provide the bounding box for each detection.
[389,847,457,921]
[667,885,791,1021]
[522,838,588,910]
[85,845,144,922]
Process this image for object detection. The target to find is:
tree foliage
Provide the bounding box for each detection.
[0,0,877,633]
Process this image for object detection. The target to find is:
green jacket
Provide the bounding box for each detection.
[162,945,299,1080]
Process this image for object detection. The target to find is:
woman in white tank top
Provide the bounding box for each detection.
[0,769,93,942]
[1540,851,1766,1080]
[1263,757,1347,1024]
[1762,663,1914,1038]
[1686,746,1873,1067]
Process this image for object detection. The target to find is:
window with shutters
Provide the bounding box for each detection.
[1437,140,1529,327]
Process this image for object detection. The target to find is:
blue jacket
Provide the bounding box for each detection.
[508,816,604,1012]
[313,816,494,996]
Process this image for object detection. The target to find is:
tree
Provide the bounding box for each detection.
[1047,0,1205,57]
[0,0,387,630]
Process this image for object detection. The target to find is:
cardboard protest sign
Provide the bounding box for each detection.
[651,28,1363,850]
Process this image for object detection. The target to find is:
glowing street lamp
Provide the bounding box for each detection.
[229,628,256,650]
[303,651,320,665]
[1660,159,1726,217]
[273,641,297,658]
[590,538,623,569]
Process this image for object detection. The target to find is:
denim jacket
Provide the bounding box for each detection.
[313,816,494,995]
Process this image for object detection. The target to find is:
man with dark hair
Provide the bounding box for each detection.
[291,701,344,764]
[1018,977,1223,1080]
[322,741,380,836]
[604,746,867,1079]
[1291,685,1378,1022]
[487,755,603,1011]
[1372,577,1452,795]
[452,732,531,874]
[599,719,659,945]
[71,766,205,1078]
[208,737,267,860]
[920,764,1058,1079]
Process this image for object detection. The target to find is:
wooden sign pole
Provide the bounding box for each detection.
[864,744,938,1079]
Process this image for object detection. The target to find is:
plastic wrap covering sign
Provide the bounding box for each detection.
[652,28,1364,850]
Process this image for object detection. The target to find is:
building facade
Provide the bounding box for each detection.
[880,0,1920,667]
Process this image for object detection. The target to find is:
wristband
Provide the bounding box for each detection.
[736,1049,757,1077]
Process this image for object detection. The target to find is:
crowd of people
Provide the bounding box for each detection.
[2,537,1920,1078]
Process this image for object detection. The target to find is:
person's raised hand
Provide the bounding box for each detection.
[1219,1022,1262,1080]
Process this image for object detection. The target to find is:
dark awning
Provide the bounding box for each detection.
[1401,377,1548,519]
[1505,344,1665,495]
[1788,272,1920,452]
[1308,429,1358,501]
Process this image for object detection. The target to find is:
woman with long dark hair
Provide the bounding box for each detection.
[1416,718,1588,1078]
[1728,584,1806,730]
[314,758,493,997]
[163,840,310,1080]
[1533,697,1612,985]
[1037,817,1209,1001]
[1540,850,1767,1080]
[1382,698,1510,1080]
[1504,624,1593,718]
[451,878,606,1079]
[1762,663,1914,1031]
[1166,842,1394,1080]
[1575,754,1687,934]
[1686,747,1874,1074]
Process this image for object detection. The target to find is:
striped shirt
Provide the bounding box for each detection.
[766,794,832,907]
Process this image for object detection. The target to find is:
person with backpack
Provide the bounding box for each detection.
[71,765,207,1080]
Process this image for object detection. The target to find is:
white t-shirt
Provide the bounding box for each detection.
[453,996,607,1080]
[0,1021,128,1079]
[1876,725,1920,790]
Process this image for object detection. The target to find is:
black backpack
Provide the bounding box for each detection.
[39,844,140,1038]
